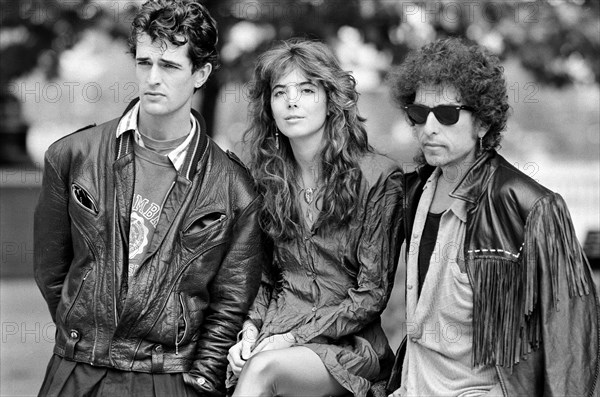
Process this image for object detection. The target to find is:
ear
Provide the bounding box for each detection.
[193,63,212,89]
[475,118,488,139]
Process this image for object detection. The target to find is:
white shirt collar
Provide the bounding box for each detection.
[115,101,198,171]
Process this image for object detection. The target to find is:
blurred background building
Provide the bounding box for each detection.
[1,0,599,395]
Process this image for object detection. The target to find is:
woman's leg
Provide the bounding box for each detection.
[232,346,348,397]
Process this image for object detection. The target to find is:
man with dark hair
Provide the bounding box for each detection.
[386,38,599,396]
[34,1,264,395]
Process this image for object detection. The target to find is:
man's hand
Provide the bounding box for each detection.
[249,332,296,356]
[227,321,259,376]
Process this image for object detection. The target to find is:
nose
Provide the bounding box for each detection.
[147,64,161,86]
[421,111,439,136]
[285,85,300,107]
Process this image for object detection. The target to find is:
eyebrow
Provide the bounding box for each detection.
[271,81,316,91]
[136,56,183,68]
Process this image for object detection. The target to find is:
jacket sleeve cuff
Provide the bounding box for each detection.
[183,372,224,397]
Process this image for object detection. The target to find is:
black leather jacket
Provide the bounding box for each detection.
[34,101,265,396]
[388,150,599,396]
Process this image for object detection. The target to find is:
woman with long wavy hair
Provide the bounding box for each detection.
[226,39,404,397]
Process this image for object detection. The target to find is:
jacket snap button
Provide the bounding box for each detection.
[311,307,317,312]
[197,377,206,386]
[69,330,79,339]
[154,345,163,352]
[407,284,413,290]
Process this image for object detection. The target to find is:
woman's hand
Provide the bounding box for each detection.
[250,332,296,355]
[227,321,259,376]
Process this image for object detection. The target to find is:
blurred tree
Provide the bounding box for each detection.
[0,0,133,165]
[201,0,600,132]
[1,0,598,155]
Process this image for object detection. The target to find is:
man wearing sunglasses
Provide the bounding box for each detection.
[386,38,599,397]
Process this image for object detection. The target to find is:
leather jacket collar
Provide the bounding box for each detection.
[412,150,497,207]
[450,150,496,205]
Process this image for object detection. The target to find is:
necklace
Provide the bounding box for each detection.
[302,187,317,205]
[299,186,319,222]
[299,165,320,223]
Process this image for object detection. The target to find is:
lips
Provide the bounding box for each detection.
[423,142,443,148]
[145,92,164,97]
[284,115,304,120]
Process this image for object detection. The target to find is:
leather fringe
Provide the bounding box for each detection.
[524,194,590,303]
[471,193,590,368]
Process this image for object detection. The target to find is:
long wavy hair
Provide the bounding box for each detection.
[244,39,372,241]
[388,37,509,160]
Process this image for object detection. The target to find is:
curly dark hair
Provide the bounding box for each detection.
[128,0,219,73]
[244,39,372,241]
[388,37,509,153]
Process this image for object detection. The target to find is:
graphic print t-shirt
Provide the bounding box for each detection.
[127,139,179,280]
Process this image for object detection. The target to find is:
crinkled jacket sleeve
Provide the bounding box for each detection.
[34,151,74,323]
[185,196,266,396]
[291,169,404,343]
[247,238,275,330]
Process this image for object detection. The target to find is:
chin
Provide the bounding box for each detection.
[141,102,168,116]
[423,155,442,167]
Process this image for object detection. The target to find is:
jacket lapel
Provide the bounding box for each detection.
[113,131,136,241]
[450,150,496,206]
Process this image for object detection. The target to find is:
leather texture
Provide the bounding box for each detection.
[387,151,600,396]
[34,101,266,396]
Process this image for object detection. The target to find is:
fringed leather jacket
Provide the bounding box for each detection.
[388,150,599,396]
[34,100,266,396]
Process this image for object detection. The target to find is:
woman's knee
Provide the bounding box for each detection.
[239,351,280,385]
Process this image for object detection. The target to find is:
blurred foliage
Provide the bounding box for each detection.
[0,0,134,84]
[202,0,599,86]
[1,0,599,130]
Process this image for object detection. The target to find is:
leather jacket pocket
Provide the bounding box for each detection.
[180,212,227,252]
[71,182,99,216]
[183,212,226,235]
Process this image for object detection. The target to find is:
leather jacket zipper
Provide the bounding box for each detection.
[63,215,99,323]
[112,192,119,328]
[495,365,508,396]
[175,293,189,355]
[62,267,92,324]
[132,241,226,361]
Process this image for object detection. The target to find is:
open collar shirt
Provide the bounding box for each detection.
[115,101,198,172]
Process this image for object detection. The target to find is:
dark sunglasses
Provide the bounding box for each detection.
[404,104,474,126]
